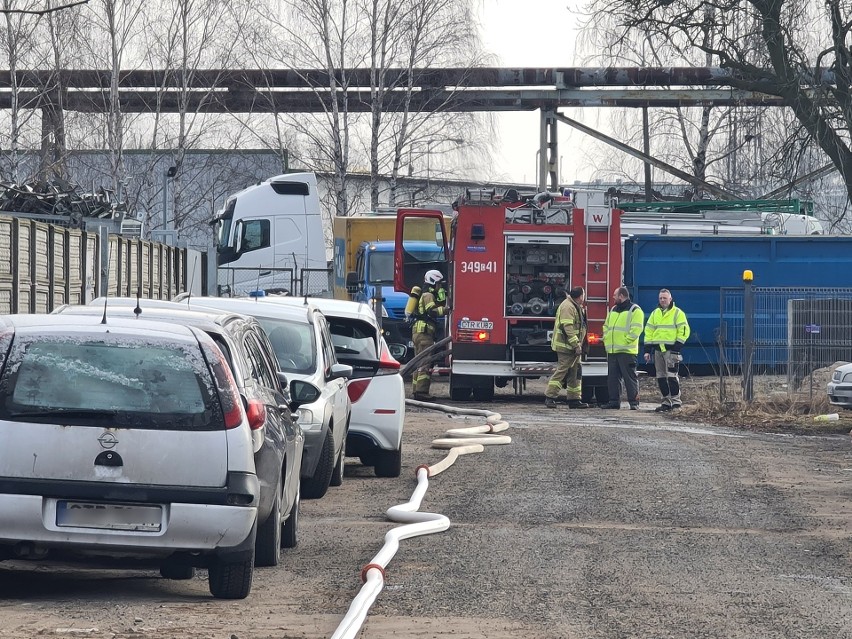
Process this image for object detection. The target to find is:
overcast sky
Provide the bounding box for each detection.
[478,0,598,185]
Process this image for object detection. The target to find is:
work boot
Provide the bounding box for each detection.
[567,399,589,409]
[654,404,672,412]
[544,398,558,408]
[413,392,436,401]
[629,402,640,410]
[601,403,620,410]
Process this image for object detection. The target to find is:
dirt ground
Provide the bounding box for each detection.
[1,374,851,638]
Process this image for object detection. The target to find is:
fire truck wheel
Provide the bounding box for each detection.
[582,384,609,405]
[450,384,472,401]
[472,386,494,402]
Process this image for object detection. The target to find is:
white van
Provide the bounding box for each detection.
[214,173,327,296]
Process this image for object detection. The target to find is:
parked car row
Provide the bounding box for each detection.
[0,295,405,600]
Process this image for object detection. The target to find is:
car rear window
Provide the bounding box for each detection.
[0,335,224,431]
[255,317,317,375]
[327,318,378,360]
[325,318,381,378]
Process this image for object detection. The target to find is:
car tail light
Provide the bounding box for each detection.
[587,332,602,345]
[377,339,401,376]
[245,398,266,430]
[348,378,371,403]
[200,342,244,429]
[476,331,489,342]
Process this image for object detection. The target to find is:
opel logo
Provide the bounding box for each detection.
[97,432,118,450]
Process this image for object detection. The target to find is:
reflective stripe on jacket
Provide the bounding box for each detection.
[603,302,644,355]
[644,304,690,351]
[551,297,586,353]
[413,287,445,334]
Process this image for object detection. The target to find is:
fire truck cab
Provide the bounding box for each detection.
[394,188,622,403]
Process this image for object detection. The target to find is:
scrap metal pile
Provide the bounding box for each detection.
[0,180,129,228]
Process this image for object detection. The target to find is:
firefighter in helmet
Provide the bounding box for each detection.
[406,269,447,401]
[545,286,589,409]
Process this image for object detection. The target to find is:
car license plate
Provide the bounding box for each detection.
[458,320,494,330]
[56,501,162,532]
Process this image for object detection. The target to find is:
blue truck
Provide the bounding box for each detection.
[338,240,445,361]
[624,234,852,374]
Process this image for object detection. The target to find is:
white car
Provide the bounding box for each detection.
[183,297,352,499]
[245,296,405,477]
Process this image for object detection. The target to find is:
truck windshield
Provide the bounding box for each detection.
[369,250,444,284]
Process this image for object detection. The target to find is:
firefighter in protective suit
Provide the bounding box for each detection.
[545,286,589,409]
[406,269,447,401]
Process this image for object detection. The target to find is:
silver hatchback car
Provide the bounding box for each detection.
[827,362,852,408]
[0,314,260,599]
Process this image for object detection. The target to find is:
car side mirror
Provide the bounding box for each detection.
[345,271,360,293]
[277,371,288,389]
[330,363,353,380]
[289,380,320,410]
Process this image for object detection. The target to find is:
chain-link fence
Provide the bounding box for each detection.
[719,286,852,402]
[217,265,332,298]
[298,267,333,298]
[217,267,295,297]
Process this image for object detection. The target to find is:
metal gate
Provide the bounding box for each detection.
[719,286,852,401]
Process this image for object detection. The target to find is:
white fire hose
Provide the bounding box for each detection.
[329,400,511,639]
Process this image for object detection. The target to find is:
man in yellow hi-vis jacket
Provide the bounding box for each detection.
[643,288,690,412]
[545,286,588,409]
[602,286,644,410]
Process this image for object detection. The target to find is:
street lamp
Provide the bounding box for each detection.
[162,165,177,230]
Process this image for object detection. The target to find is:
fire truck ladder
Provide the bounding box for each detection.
[583,206,613,324]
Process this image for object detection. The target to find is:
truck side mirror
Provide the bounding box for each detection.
[345,271,360,293]
[233,220,244,255]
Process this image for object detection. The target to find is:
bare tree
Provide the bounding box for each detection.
[244,0,489,219]
[0,0,44,181]
[584,0,852,208]
[71,0,145,195]
[37,1,83,181]
[139,0,240,234]
[362,0,486,209]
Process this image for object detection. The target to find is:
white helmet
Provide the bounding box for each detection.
[424,269,444,285]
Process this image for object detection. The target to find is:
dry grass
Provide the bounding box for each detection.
[669,375,852,435]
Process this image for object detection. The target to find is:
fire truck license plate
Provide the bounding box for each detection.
[458,320,494,330]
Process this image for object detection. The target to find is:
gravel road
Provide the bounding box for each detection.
[2,378,851,639]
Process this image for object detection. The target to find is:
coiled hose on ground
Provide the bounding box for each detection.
[329,400,511,639]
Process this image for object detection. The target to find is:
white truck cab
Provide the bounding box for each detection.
[215,172,326,296]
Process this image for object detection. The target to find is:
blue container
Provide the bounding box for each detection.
[623,234,852,372]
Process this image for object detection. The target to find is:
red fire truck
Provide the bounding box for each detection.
[394,187,623,403]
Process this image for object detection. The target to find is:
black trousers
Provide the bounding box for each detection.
[607,353,639,405]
